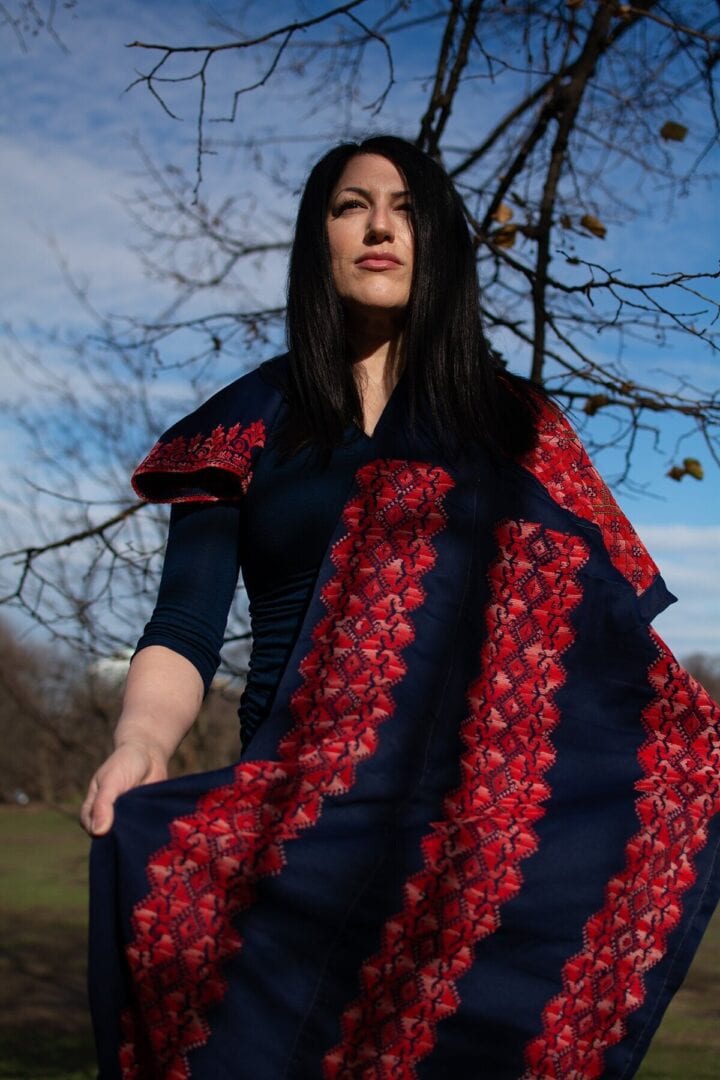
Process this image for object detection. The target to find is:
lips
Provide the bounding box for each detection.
[355,252,403,269]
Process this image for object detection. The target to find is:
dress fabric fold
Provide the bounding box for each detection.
[89,353,720,1080]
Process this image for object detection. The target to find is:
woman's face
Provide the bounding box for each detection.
[326,154,414,322]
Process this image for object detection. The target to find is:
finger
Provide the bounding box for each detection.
[90,778,123,836]
[90,752,150,835]
[80,776,100,835]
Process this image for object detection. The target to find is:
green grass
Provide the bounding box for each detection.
[0,806,717,1079]
[0,807,95,1080]
[637,900,720,1080]
[0,806,89,918]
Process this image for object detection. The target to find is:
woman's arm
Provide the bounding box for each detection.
[81,501,244,837]
[81,645,203,836]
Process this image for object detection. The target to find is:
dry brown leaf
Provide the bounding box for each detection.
[683,457,704,480]
[492,225,517,249]
[492,203,514,224]
[583,393,610,416]
[667,459,704,481]
[560,214,573,229]
[580,213,607,239]
[660,120,688,142]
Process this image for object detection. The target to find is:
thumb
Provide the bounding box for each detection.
[83,743,167,837]
[91,784,118,836]
[90,768,134,836]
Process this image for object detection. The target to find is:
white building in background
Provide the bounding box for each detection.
[88,649,237,692]
[87,648,134,688]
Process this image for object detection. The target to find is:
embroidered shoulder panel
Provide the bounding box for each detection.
[131,418,266,503]
[522,401,659,595]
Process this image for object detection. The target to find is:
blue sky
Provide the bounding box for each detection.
[2,0,718,657]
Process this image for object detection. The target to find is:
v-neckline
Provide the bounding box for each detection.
[353,368,406,441]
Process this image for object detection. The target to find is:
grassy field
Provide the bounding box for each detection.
[0,807,94,1080]
[0,806,717,1079]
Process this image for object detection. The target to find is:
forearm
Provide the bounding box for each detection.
[115,645,205,765]
[82,502,240,837]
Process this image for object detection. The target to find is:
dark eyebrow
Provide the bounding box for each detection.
[334,186,411,199]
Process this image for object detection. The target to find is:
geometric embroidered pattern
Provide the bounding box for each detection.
[118,458,454,1080]
[522,400,659,595]
[323,520,589,1079]
[131,418,266,502]
[523,628,720,1080]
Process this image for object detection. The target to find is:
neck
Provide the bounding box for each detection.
[345,312,405,390]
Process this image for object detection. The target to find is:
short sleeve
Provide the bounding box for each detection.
[131,357,288,504]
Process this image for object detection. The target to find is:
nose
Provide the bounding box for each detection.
[365,202,393,243]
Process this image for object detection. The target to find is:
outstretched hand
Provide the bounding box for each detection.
[80,742,169,837]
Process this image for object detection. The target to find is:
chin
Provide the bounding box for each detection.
[347,290,410,313]
[346,300,409,323]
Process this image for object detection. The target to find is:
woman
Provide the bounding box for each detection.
[84,136,720,1080]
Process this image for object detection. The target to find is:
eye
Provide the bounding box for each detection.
[332,198,366,216]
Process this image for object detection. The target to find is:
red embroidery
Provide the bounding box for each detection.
[118,459,454,1079]
[131,418,266,502]
[323,521,589,1079]
[523,629,720,1080]
[523,402,659,594]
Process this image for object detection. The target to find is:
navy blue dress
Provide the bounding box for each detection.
[89,356,720,1080]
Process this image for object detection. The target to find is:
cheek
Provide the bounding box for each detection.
[328,231,354,268]
[330,249,350,273]
[328,254,355,302]
[328,234,358,290]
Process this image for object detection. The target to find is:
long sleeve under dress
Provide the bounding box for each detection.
[135,422,376,749]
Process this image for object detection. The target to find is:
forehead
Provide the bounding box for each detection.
[331,153,407,195]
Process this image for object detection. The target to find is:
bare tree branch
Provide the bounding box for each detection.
[125,0,389,197]
[0,504,143,566]
[0,0,75,53]
[3,0,719,653]
[625,4,720,43]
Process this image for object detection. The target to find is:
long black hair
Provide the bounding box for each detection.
[279,134,540,460]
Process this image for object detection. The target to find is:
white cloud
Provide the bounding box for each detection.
[1,1,299,330]
[2,4,180,324]
[632,524,719,658]
[637,524,720,551]
[1,135,158,322]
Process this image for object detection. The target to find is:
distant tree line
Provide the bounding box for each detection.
[0,618,243,804]
[1,616,718,806]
